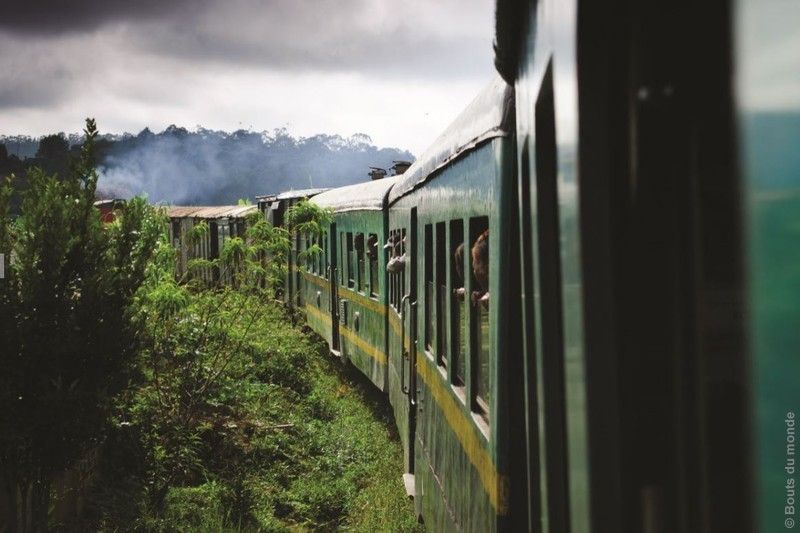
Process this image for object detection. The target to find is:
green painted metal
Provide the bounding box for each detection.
[514,1,589,531]
[736,1,800,530]
[391,138,518,531]
[386,206,416,475]
[302,210,390,390]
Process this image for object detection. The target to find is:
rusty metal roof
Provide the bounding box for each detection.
[311,176,402,212]
[166,205,257,219]
[388,76,514,204]
[166,206,209,218]
[275,187,329,201]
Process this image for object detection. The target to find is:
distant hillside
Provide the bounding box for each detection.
[0,126,414,205]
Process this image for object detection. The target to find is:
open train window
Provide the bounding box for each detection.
[171,220,181,245]
[400,228,406,306]
[469,216,490,420]
[317,234,323,275]
[323,232,328,276]
[424,224,434,353]
[346,232,355,289]
[368,233,378,297]
[316,234,322,275]
[386,230,397,308]
[436,222,447,367]
[389,230,396,309]
[356,233,365,293]
[310,234,317,275]
[340,232,346,287]
[450,219,465,386]
[304,234,310,272]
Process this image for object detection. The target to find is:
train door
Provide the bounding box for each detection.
[404,208,418,473]
[387,207,417,476]
[329,224,340,355]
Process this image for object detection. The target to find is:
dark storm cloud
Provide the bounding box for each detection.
[0,0,494,151]
[0,0,208,35]
[1,0,489,79]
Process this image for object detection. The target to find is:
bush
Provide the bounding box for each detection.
[0,119,163,531]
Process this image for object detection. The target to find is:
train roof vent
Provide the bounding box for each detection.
[391,160,412,175]
[368,167,388,180]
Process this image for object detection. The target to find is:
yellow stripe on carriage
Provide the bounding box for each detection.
[303,302,505,514]
[304,301,331,324]
[339,324,387,365]
[298,269,386,316]
[304,304,386,365]
[416,356,509,515]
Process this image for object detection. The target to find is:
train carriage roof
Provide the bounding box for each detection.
[311,175,402,212]
[275,187,329,201]
[387,75,514,204]
[166,205,257,219]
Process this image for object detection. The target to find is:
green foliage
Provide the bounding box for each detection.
[87,281,419,531]
[0,119,164,531]
[0,133,416,530]
[286,199,332,236]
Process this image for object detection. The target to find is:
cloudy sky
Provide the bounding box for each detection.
[0,0,496,155]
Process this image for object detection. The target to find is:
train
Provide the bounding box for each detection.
[163,0,800,531]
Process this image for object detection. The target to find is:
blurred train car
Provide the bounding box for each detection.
[494,0,798,531]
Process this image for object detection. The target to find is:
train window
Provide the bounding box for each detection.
[171,220,181,245]
[310,234,316,275]
[387,230,400,311]
[368,233,378,297]
[323,232,328,277]
[313,234,320,275]
[450,219,465,386]
[424,224,434,352]
[400,228,406,305]
[317,234,323,275]
[346,233,355,289]
[469,216,490,419]
[436,222,447,367]
[304,234,310,273]
[340,232,346,287]
[356,233,365,293]
[385,231,395,307]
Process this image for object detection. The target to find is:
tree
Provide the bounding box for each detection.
[0,119,163,531]
[34,134,69,161]
[34,134,70,178]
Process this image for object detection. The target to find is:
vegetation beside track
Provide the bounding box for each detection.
[87,294,420,531]
[0,119,420,531]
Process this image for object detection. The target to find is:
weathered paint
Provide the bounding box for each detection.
[391,137,518,531]
[301,209,390,389]
[387,206,416,475]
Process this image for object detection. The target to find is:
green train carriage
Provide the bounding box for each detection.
[303,176,401,389]
[495,0,800,530]
[384,77,522,531]
[272,188,329,308]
